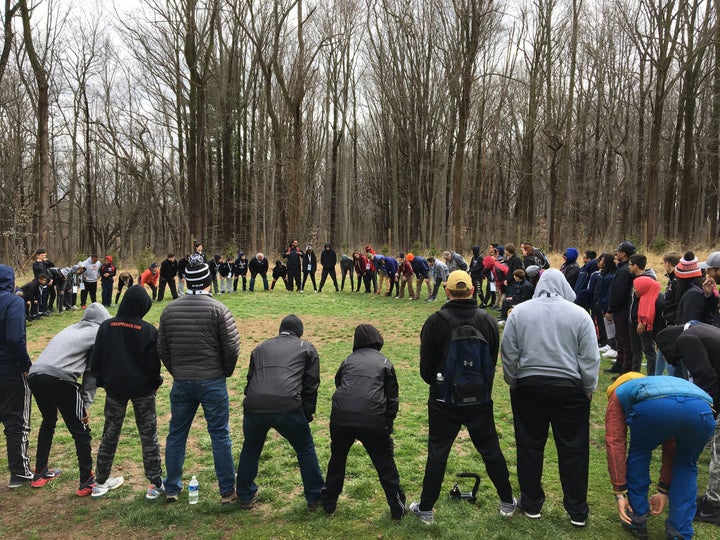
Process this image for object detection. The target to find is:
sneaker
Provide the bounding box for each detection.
[165,493,179,503]
[221,491,238,505]
[499,497,517,517]
[622,521,648,539]
[320,488,337,515]
[91,476,124,498]
[8,473,33,488]
[409,502,433,525]
[604,364,621,373]
[517,498,541,519]
[570,517,587,527]
[695,496,720,524]
[307,501,321,511]
[598,344,612,352]
[497,320,506,327]
[77,475,96,497]
[604,349,618,358]
[146,482,165,500]
[31,467,61,488]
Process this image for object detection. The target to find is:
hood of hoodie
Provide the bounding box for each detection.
[472,245,480,257]
[353,324,384,351]
[533,268,577,302]
[279,314,304,337]
[0,264,15,293]
[324,242,332,250]
[117,285,152,319]
[81,302,111,326]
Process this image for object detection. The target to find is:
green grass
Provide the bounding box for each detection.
[1,287,715,539]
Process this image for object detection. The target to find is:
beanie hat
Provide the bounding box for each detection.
[496,245,505,257]
[563,248,579,264]
[482,255,495,269]
[525,265,540,278]
[279,314,304,337]
[606,372,645,399]
[105,255,113,263]
[405,253,415,262]
[616,241,636,256]
[185,254,212,291]
[675,252,702,279]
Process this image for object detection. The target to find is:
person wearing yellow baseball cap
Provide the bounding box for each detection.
[605,372,715,539]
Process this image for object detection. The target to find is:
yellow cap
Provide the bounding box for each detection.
[446,270,472,292]
[606,372,645,398]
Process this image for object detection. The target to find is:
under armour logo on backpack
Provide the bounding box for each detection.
[463,360,474,367]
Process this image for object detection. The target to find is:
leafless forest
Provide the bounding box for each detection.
[1,0,718,265]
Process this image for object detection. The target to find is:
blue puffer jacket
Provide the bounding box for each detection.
[0,264,32,375]
[615,376,712,415]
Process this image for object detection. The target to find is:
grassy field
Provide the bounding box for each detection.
[1,252,716,539]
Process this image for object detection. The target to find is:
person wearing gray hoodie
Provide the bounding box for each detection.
[501,268,600,527]
[28,302,110,496]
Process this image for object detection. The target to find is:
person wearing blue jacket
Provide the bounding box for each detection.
[375,255,398,297]
[407,253,432,300]
[0,264,33,488]
[605,373,715,540]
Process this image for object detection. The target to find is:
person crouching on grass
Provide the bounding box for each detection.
[27,303,111,495]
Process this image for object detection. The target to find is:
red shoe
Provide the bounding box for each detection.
[76,474,96,497]
[31,467,62,488]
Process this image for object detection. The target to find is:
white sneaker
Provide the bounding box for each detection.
[146,482,165,500]
[409,502,434,524]
[499,497,517,517]
[604,349,618,359]
[91,476,124,498]
[598,344,611,352]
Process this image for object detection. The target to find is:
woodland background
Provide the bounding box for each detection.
[1,0,719,265]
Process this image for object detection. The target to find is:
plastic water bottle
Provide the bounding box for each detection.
[188,475,199,504]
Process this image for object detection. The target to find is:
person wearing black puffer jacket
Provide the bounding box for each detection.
[91,285,163,499]
[321,324,405,519]
[318,242,339,292]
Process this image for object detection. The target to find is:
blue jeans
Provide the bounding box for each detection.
[164,377,235,497]
[237,411,324,504]
[654,351,675,377]
[249,273,268,291]
[627,396,715,539]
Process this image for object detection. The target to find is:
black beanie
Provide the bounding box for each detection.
[279,314,304,337]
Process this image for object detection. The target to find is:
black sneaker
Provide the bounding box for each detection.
[8,474,33,488]
[320,488,337,515]
[695,496,720,524]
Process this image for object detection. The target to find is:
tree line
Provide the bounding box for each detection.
[0,0,718,266]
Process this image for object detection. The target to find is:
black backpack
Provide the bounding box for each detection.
[534,249,550,270]
[437,310,493,407]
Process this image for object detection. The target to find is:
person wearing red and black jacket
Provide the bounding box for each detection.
[322,324,405,519]
[364,244,378,293]
[605,373,715,540]
[283,240,303,291]
[606,242,635,375]
[99,256,117,307]
[91,285,163,496]
[0,264,34,488]
[353,251,370,293]
[396,253,415,299]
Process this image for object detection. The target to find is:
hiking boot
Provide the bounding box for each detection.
[695,496,720,524]
[409,502,433,525]
[31,467,61,488]
[77,474,96,497]
[499,497,517,517]
[8,473,33,489]
[221,491,238,505]
[146,482,165,500]
[91,476,124,498]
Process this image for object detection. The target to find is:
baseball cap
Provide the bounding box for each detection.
[446,270,472,292]
[699,251,720,269]
[615,241,636,256]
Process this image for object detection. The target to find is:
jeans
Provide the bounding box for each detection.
[237,411,324,504]
[101,280,114,306]
[626,396,715,539]
[654,351,676,377]
[164,377,235,497]
[249,272,268,291]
